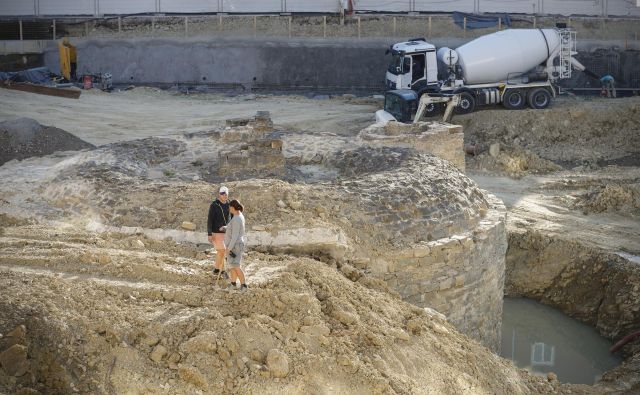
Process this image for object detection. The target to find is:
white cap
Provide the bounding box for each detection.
[219,186,229,195]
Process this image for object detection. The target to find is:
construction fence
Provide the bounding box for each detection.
[1,0,640,17]
[1,14,639,46]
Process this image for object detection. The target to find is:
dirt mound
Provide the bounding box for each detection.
[470,147,562,178]
[573,182,640,216]
[0,224,575,395]
[0,118,95,166]
[459,97,640,166]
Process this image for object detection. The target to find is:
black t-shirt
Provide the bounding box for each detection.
[207,199,231,235]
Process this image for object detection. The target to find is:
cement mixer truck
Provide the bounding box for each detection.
[385,28,590,117]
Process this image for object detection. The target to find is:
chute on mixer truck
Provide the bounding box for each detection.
[384,28,594,120]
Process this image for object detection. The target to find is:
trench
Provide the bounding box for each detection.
[503,229,640,388]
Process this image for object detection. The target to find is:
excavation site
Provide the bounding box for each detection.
[1,4,640,395]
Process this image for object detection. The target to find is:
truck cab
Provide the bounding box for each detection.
[381,90,419,123]
[386,39,439,94]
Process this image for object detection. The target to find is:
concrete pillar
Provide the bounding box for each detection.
[184,16,188,37]
[323,16,326,38]
[463,16,467,38]
[118,16,122,34]
[428,16,432,38]
[19,19,23,41]
[52,19,56,40]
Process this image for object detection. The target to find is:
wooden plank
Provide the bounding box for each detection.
[0,82,81,99]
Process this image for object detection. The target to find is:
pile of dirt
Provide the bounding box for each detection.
[470,147,562,178]
[0,223,579,395]
[0,118,95,166]
[573,182,640,216]
[459,97,640,167]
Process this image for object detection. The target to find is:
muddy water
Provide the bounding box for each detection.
[501,297,622,385]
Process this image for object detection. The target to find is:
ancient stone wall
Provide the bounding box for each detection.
[359,121,465,172]
[373,194,507,350]
[218,112,285,179]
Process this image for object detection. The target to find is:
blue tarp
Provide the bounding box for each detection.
[452,12,511,30]
[0,67,51,84]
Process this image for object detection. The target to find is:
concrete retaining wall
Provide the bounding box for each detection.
[42,37,640,91]
[43,38,390,90]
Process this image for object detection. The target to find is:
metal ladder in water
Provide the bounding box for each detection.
[558,29,576,79]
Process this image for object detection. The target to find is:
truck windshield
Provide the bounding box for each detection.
[388,52,403,75]
[384,94,402,118]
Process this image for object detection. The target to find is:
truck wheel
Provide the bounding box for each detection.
[528,88,551,109]
[454,92,475,114]
[503,89,525,109]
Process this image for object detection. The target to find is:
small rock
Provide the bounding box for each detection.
[489,143,500,158]
[547,372,558,381]
[181,332,217,354]
[342,94,356,99]
[276,200,286,208]
[0,344,29,376]
[288,201,302,210]
[178,366,208,388]
[143,335,160,347]
[266,349,289,378]
[181,221,197,231]
[300,324,330,337]
[6,325,26,340]
[150,344,167,362]
[135,240,145,249]
[98,255,111,264]
[372,94,385,100]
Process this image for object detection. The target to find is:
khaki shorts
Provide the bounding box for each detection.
[213,233,225,250]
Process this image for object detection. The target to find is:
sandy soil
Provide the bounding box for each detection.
[0,88,378,146]
[1,87,639,393]
[469,167,640,255]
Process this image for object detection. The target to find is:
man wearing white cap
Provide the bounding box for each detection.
[207,186,232,280]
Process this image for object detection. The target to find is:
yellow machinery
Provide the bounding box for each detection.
[58,38,77,81]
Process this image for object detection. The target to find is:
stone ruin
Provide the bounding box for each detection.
[218,111,285,179]
[359,120,465,172]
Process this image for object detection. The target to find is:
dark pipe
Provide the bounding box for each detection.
[583,69,602,81]
[609,330,640,354]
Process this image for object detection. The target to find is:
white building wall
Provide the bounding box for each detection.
[98,0,156,15]
[354,0,412,12]
[287,0,340,13]
[222,0,281,13]
[0,1,36,16]
[161,0,218,14]
[414,0,475,13]
[479,0,538,14]
[39,0,94,16]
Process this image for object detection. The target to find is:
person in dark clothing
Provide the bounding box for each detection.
[207,186,232,280]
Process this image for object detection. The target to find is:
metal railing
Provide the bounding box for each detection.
[1,14,639,46]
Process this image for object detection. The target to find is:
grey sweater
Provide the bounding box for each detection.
[224,213,245,252]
